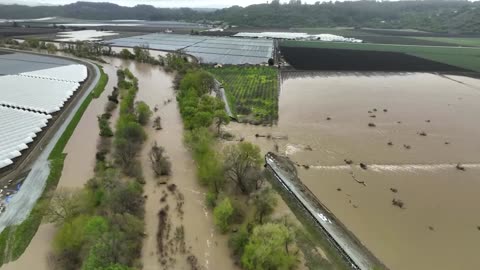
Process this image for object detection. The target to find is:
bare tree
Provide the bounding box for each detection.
[149,141,171,177]
[45,188,83,224]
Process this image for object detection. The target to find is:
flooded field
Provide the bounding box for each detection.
[225,72,480,270]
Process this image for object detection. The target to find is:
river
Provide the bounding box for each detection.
[225,71,480,270]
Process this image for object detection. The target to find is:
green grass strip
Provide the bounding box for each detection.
[91,65,108,99]
[0,65,107,266]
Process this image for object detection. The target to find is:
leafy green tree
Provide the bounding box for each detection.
[98,115,113,137]
[241,223,297,270]
[54,215,89,254]
[214,109,230,134]
[192,111,213,129]
[224,142,263,194]
[253,188,277,224]
[213,197,234,233]
[229,226,250,258]
[134,101,152,126]
[119,49,134,59]
[179,70,215,96]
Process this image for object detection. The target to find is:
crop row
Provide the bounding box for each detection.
[206,66,279,124]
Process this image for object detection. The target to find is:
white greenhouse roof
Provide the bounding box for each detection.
[20,64,88,83]
[107,33,274,65]
[0,56,87,170]
[0,75,80,114]
[233,32,363,43]
[0,107,51,169]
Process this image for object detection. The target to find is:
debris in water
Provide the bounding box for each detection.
[370,115,376,118]
[477,226,480,231]
[390,188,398,193]
[426,120,431,123]
[326,117,331,121]
[428,226,435,231]
[418,131,427,136]
[351,172,366,186]
[383,109,388,112]
[359,163,368,170]
[344,159,353,165]
[304,145,313,151]
[373,108,377,112]
[392,199,405,209]
[456,163,466,171]
[353,204,358,208]
[368,123,376,127]
[368,110,372,113]
[337,188,342,191]
[302,164,310,169]
[397,121,402,124]
[403,144,411,150]
[444,141,450,145]
[387,141,393,146]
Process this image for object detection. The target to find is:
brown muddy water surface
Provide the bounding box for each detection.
[225,72,480,270]
[107,58,237,270]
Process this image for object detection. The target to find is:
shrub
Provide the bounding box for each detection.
[213,197,234,233]
[135,101,152,126]
[241,223,297,270]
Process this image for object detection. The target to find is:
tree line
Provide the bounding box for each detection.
[1,1,480,33]
[49,69,152,270]
[166,53,300,270]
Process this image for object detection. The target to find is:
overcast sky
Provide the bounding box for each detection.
[2,0,373,8]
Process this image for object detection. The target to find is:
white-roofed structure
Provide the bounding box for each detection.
[0,107,51,169]
[0,74,80,113]
[233,32,363,43]
[20,64,88,83]
[0,59,88,170]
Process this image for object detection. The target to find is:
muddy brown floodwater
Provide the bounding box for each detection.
[225,72,480,270]
[105,57,238,270]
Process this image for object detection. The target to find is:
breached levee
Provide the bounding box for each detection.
[265,152,385,270]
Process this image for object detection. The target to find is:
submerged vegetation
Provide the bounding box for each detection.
[50,69,148,269]
[206,66,279,124]
[168,53,306,270]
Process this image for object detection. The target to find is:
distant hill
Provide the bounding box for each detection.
[0,1,479,34]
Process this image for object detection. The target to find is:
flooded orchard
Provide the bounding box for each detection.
[225,72,480,270]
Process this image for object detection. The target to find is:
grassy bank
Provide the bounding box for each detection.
[205,66,279,124]
[91,65,108,98]
[0,64,107,266]
[281,40,480,72]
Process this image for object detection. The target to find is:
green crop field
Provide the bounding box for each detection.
[281,40,480,72]
[206,66,279,124]
[410,37,480,47]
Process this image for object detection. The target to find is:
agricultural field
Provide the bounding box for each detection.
[410,37,480,47]
[206,66,279,124]
[281,40,480,72]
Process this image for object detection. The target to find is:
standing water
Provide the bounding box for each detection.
[226,72,480,270]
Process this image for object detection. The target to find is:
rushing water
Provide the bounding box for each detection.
[225,72,480,270]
